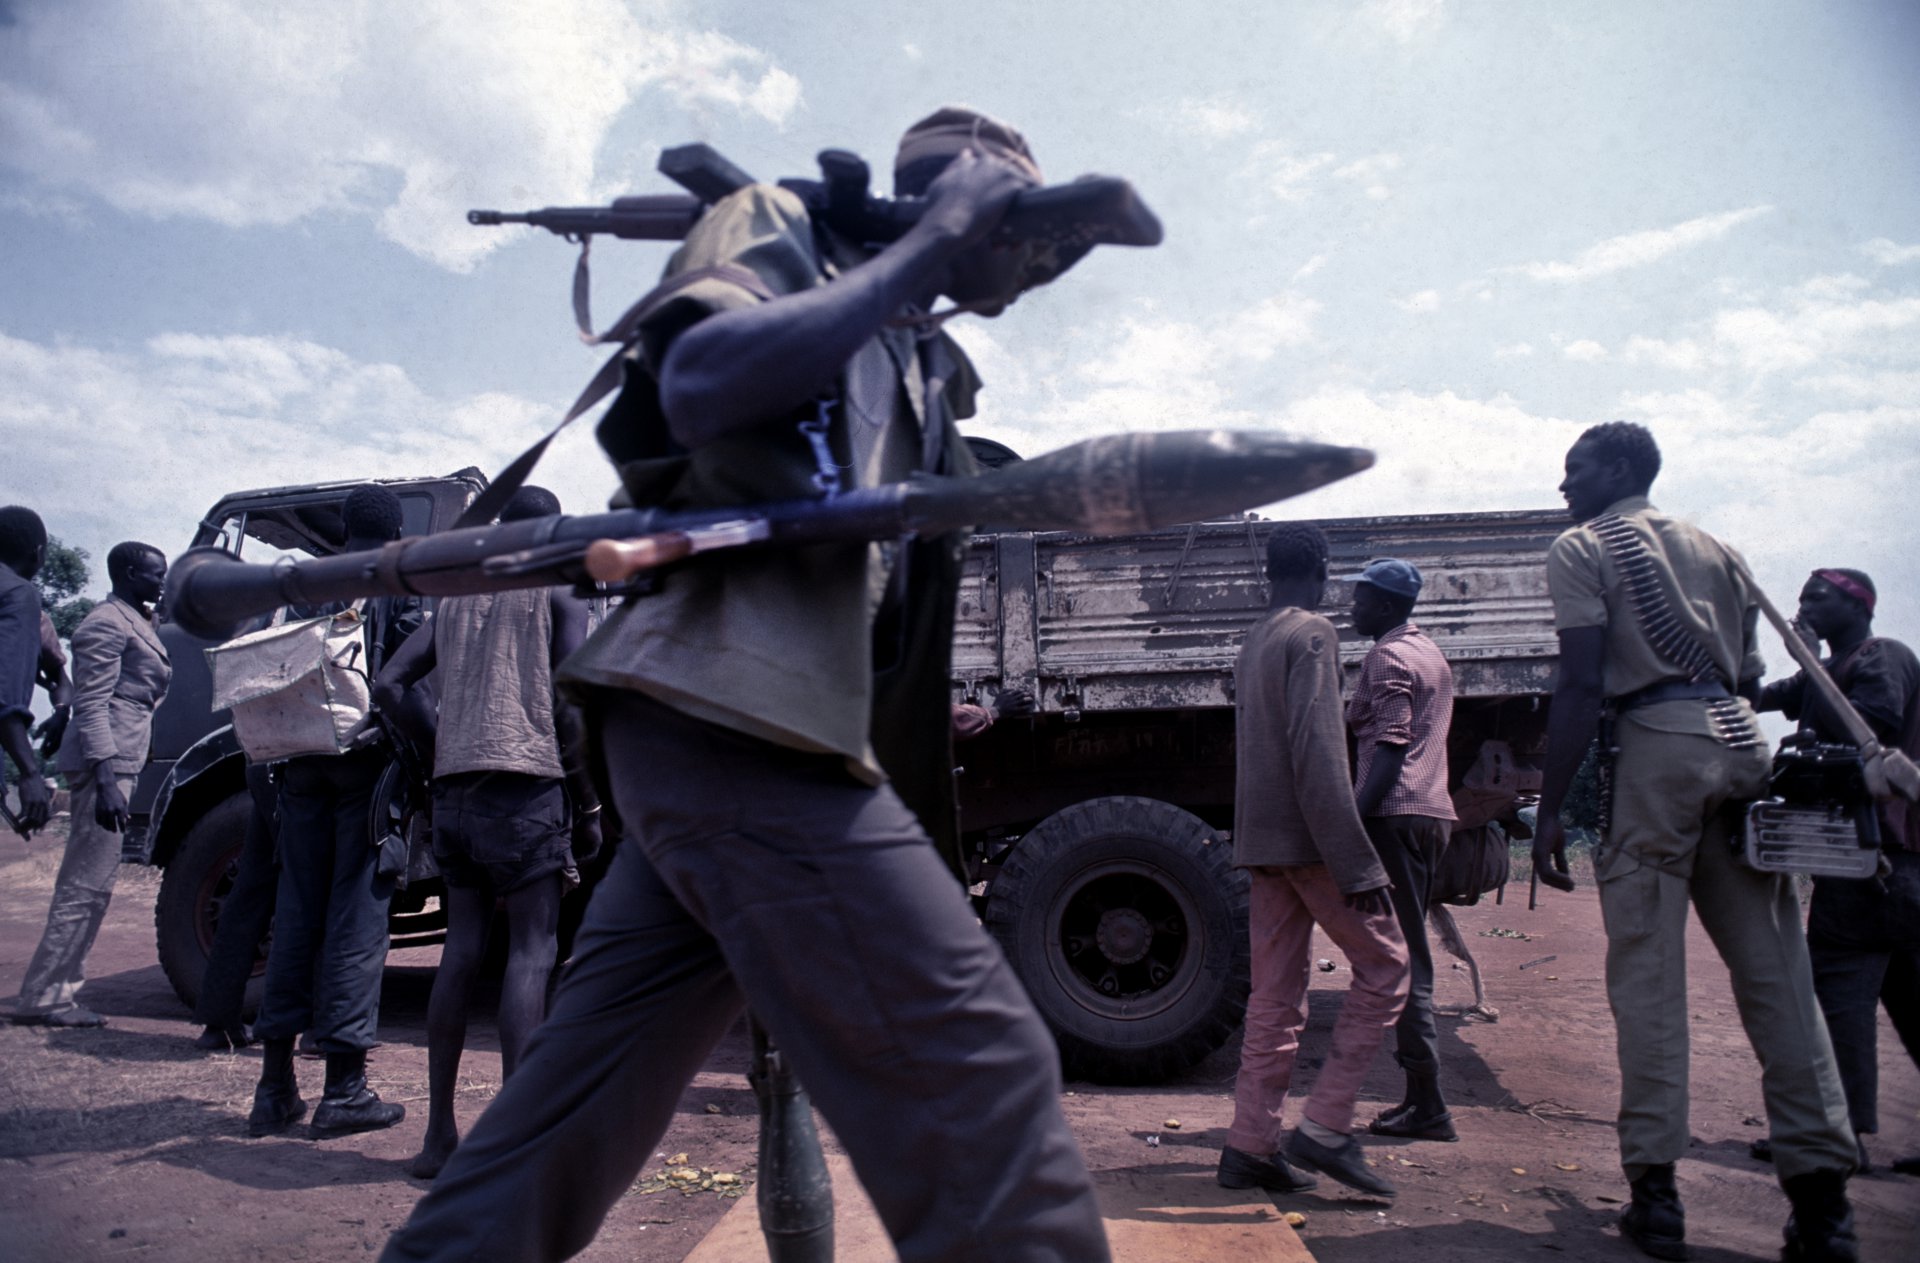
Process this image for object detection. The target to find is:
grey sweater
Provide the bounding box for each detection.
[1232,607,1386,893]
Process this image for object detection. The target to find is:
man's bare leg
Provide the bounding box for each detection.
[498,876,562,1077]
[411,885,492,1180]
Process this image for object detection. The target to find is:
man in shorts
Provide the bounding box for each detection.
[375,485,600,1179]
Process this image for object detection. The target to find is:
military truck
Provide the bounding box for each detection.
[136,466,1561,1085]
[951,508,1563,1083]
[134,471,493,1011]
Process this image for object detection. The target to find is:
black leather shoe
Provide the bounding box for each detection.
[1285,1130,1396,1199]
[247,1083,308,1137]
[1368,1104,1459,1142]
[1781,1170,1858,1263]
[1620,1164,1688,1261]
[1217,1144,1318,1193]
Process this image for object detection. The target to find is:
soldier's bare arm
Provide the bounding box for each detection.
[657,150,1032,447]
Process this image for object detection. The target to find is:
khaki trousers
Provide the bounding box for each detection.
[1598,717,1855,1180]
[16,767,134,1015]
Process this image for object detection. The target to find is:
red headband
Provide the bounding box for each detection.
[1813,569,1876,614]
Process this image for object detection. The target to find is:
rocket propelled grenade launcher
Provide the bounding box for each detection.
[164,430,1373,642]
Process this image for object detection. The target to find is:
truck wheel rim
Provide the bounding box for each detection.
[1044,857,1202,1022]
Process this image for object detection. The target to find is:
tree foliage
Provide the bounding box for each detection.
[1561,739,1604,835]
[34,536,95,639]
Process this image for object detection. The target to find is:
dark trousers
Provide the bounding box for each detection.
[1806,848,1920,1135]
[383,691,1108,1263]
[193,764,280,1030]
[254,748,393,1053]
[1365,814,1449,1076]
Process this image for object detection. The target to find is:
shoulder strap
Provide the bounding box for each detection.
[1588,513,1728,686]
[454,260,779,530]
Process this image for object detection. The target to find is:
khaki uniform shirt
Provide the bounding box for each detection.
[1233,607,1386,893]
[559,185,978,786]
[56,596,171,776]
[1547,496,1765,741]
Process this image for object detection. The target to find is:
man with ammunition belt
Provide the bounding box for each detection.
[1531,422,1859,1262]
[384,109,1111,1262]
[1758,568,1920,1177]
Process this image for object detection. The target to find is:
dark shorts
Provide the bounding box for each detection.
[431,771,571,895]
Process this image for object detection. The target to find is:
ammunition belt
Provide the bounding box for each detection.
[1590,514,1724,685]
[1590,514,1762,751]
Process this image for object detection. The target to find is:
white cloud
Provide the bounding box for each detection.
[1562,339,1608,362]
[1332,152,1402,200]
[1395,289,1441,314]
[1620,336,1703,371]
[902,42,924,62]
[1862,238,1920,267]
[1291,255,1327,282]
[1361,0,1449,44]
[1245,141,1337,202]
[1266,387,1583,515]
[0,329,616,579]
[1492,342,1534,359]
[1512,206,1772,284]
[1712,294,1920,374]
[1232,295,1323,353]
[0,1,802,272]
[1155,96,1260,142]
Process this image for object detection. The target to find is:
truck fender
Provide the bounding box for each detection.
[147,724,247,867]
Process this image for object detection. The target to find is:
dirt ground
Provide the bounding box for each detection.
[1,819,1914,1262]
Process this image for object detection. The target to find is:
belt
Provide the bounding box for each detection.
[1609,678,1733,712]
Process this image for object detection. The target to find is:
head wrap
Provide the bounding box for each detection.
[1813,568,1876,614]
[894,106,1042,189]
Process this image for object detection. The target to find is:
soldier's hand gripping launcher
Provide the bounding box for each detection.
[164,431,1373,643]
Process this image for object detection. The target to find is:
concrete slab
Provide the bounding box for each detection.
[685,1157,1315,1262]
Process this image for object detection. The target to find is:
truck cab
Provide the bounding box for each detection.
[136,471,486,1010]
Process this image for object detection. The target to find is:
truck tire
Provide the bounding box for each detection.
[985,796,1249,1085]
[154,793,263,1012]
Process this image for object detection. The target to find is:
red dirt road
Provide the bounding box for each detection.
[2,821,1915,1261]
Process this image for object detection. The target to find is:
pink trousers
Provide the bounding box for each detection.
[1227,864,1410,1152]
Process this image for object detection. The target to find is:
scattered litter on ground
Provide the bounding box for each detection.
[1519,954,1558,970]
[1283,1211,1307,1228]
[630,1157,752,1200]
[1480,927,1533,940]
[1163,1118,1181,1130]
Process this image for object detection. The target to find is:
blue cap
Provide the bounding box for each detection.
[1357,557,1422,600]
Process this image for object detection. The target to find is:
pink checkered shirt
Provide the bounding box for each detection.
[1347,621,1456,821]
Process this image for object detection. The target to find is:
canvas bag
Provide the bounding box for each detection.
[207,607,373,762]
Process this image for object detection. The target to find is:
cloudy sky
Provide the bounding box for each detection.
[3,0,1918,656]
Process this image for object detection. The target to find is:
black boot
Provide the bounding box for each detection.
[1369,1068,1457,1141]
[1620,1164,1687,1261]
[309,1049,405,1138]
[1781,1169,1858,1263]
[247,1037,307,1136]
